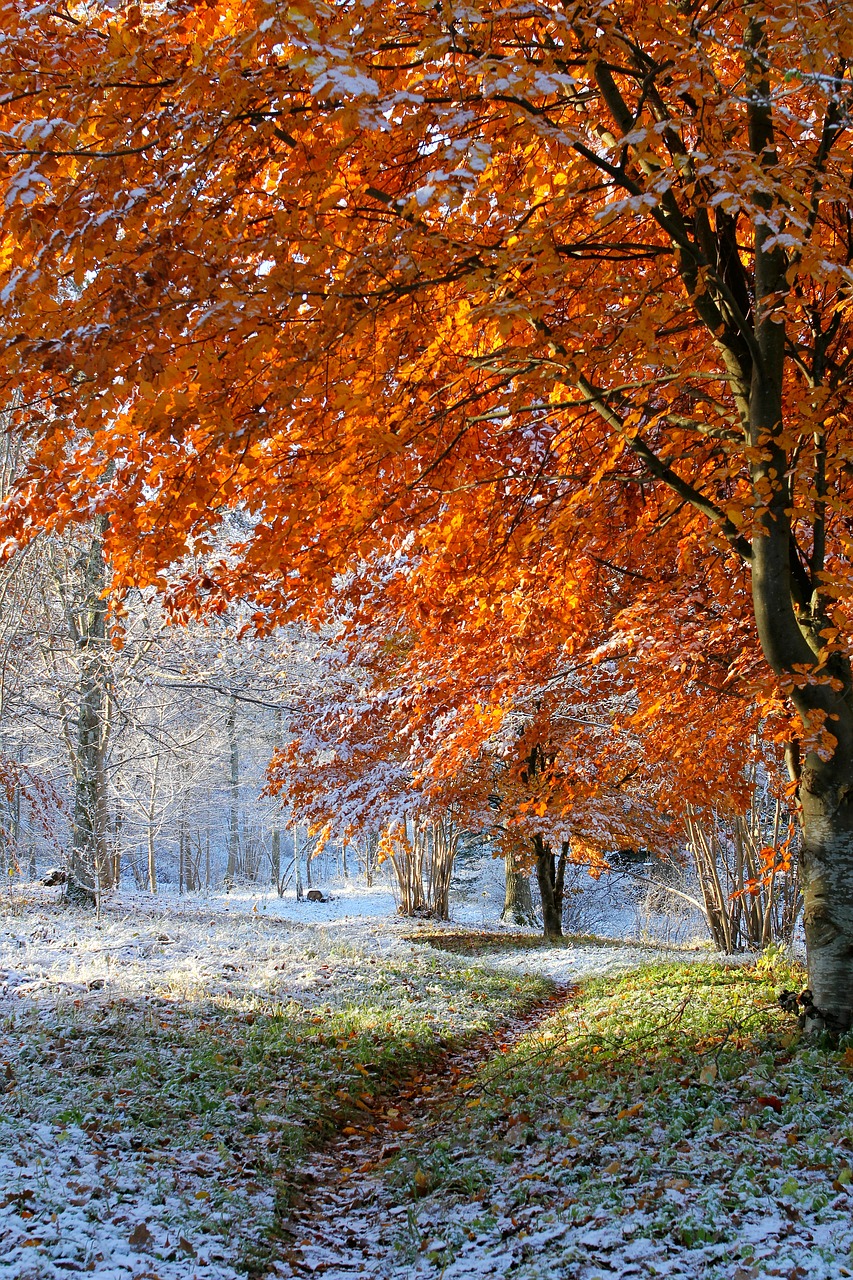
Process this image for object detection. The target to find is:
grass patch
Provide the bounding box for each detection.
[388,952,853,1278]
[411,929,637,955]
[1,948,548,1273]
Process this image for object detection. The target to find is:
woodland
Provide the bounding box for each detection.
[1,0,853,1277]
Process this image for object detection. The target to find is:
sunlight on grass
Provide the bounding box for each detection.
[390,954,853,1278]
[1,950,548,1272]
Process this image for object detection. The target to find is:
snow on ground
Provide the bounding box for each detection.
[0,1115,246,1280]
[278,960,853,1280]
[358,1141,853,1280]
[0,885,407,1280]
[0,881,713,1009]
[484,939,752,986]
[0,885,840,1280]
[0,882,402,1009]
[0,883,545,1280]
[219,880,400,925]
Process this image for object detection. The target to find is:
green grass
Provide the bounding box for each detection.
[1,950,549,1272]
[10,931,851,1278]
[412,929,691,955]
[385,951,853,1276]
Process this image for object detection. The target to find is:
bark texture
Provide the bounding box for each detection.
[534,834,566,939]
[799,793,853,1030]
[741,26,853,1029]
[66,519,110,904]
[501,853,536,926]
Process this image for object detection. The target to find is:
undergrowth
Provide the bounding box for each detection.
[390,953,853,1278]
[1,950,548,1272]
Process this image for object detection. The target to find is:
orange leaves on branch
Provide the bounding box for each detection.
[0,0,850,853]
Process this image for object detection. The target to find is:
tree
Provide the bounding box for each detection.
[501,853,537,928]
[268,627,465,917]
[271,586,677,929]
[65,519,111,901]
[3,1,853,1023]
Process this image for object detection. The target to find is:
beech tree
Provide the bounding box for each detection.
[2,1,853,1022]
[272,577,679,934]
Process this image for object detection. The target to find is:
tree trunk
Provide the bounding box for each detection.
[365,832,377,887]
[534,834,567,939]
[112,799,122,889]
[66,519,109,906]
[501,852,537,926]
[271,708,282,887]
[146,748,160,894]
[147,809,157,894]
[427,814,457,919]
[294,828,303,901]
[271,826,281,887]
[740,27,853,1030]
[798,793,853,1031]
[226,697,239,880]
[95,691,112,888]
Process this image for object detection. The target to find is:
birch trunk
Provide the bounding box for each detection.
[67,518,109,905]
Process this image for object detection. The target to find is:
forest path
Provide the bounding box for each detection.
[273,978,576,1278]
[271,936,715,1278]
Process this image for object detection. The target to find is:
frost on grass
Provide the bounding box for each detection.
[373,958,853,1280]
[0,889,546,1278]
[4,892,848,1280]
[0,1117,243,1279]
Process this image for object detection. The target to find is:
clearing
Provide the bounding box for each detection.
[0,887,851,1279]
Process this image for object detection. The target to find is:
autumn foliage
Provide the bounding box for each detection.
[3,0,853,1017]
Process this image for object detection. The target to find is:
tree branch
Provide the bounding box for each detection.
[576,375,752,562]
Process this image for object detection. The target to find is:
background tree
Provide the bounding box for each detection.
[2,1,853,1018]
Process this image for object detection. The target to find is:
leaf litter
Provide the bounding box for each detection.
[1,889,850,1279]
[268,952,853,1280]
[0,886,547,1277]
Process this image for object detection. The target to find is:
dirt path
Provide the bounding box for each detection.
[272,983,574,1278]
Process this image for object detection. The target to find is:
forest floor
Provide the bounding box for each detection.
[0,886,851,1279]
